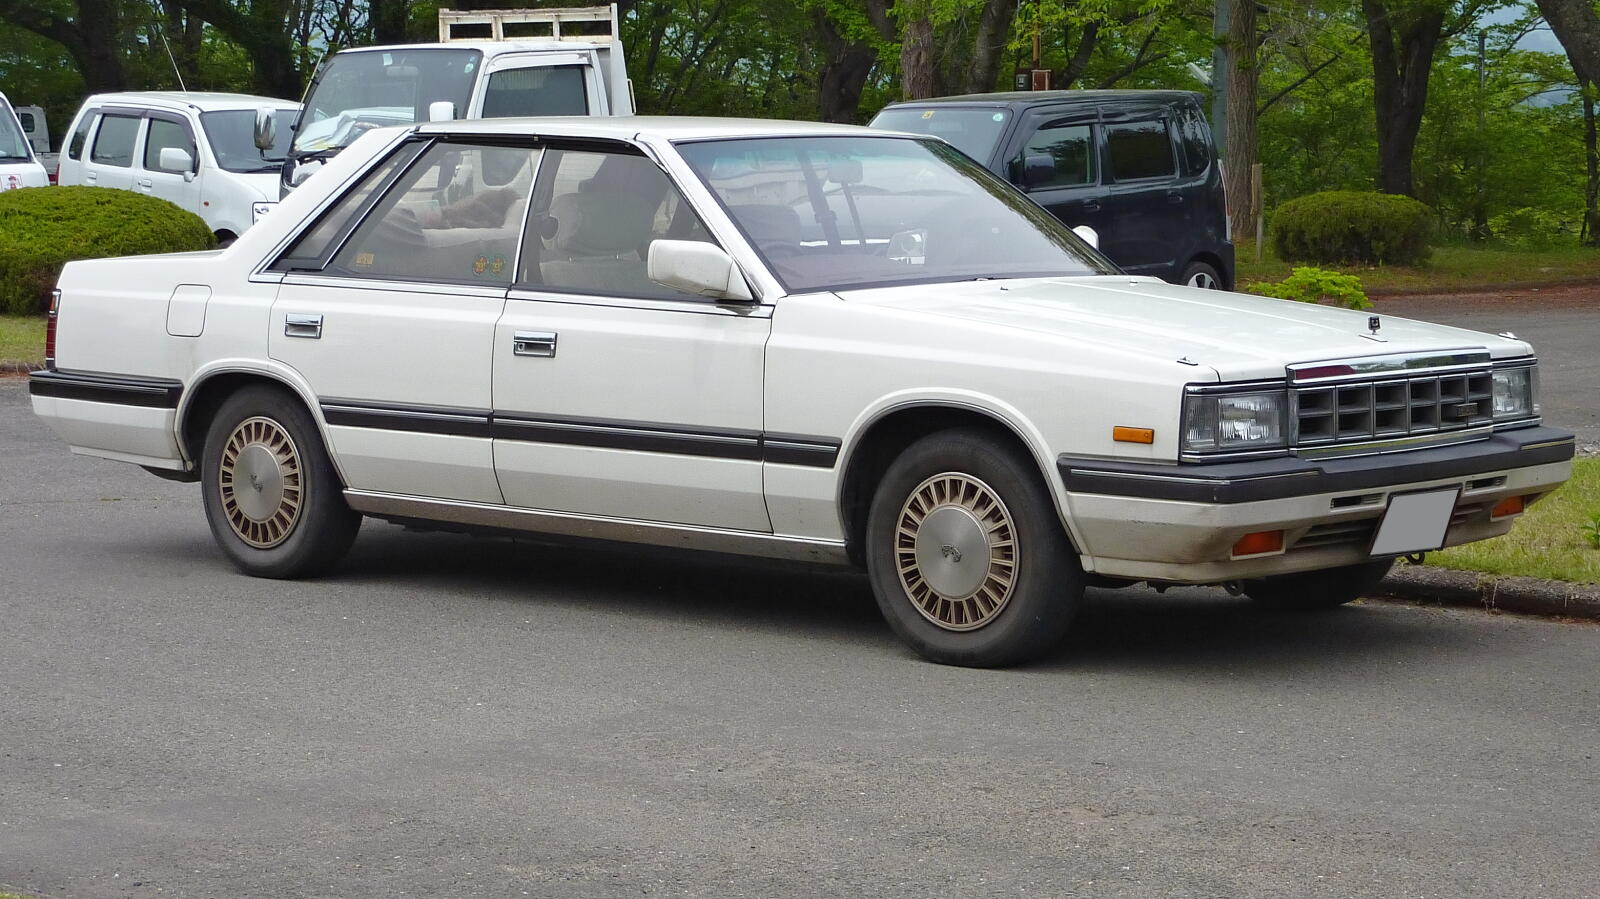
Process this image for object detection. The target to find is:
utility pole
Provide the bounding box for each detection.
[1212,0,1229,154]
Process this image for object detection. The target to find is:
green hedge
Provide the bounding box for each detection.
[1271,191,1433,266]
[0,186,215,315]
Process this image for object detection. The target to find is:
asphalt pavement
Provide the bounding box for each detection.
[3,376,1599,898]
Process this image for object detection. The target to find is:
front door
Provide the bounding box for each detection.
[268,138,541,504]
[1005,109,1108,250]
[138,114,202,215]
[492,144,771,531]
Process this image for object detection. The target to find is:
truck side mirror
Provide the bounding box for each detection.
[428,101,458,123]
[253,108,276,151]
[1017,153,1056,189]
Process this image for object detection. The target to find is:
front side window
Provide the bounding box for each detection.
[143,119,195,171]
[327,141,539,284]
[294,48,482,154]
[1014,120,1095,190]
[518,149,714,300]
[201,109,296,173]
[482,66,589,118]
[678,135,1115,293]
[1105,119,1175,182]
[90,115,140,167]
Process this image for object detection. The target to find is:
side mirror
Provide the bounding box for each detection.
[1071,224,1099,250]
[1019,153,1055,189]
[428,101,458,123]
[253,108,276,151]
[648,240,754,302]
[158,146,195,180]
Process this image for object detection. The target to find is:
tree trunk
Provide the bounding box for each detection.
[813,10,877,123]
[1534,0,1600,86]
[1224,0,1258,243]
[0,0,129,92]
[1363,0,1445,197]
[964,0,1018,93]
[369,0,410,44]
[900,3,936,100]
[1584,79,1599,246]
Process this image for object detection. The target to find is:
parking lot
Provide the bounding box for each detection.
[2,373,1598,898]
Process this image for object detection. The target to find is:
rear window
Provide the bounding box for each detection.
[90,114,140,167]
[481,66,589,117]
[869,106,1009,164]
[1105,119,1175,182]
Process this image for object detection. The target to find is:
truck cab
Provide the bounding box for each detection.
[272,4,632,204]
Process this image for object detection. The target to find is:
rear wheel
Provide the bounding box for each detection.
[200,385,359,578]
[1180,260,1223,290]
[865,429,1083,667]
[1242,558,1396,610]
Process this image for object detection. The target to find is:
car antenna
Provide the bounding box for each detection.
[156,28,188,92]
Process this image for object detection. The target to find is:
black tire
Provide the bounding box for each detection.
[200,385,360,578]
[864,428,1084,667]
[1179,260,1223,290]
[1242,558,1396,610]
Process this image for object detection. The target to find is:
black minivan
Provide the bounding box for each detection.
[870,90,1234,290]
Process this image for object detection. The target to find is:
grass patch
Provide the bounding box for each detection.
[1428,458,1600,584]
[1237,241,1600,293]
[0,314,44,367]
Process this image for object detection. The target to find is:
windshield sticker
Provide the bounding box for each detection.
[490,254,507,276]
[993,113,1005,122]
[921,111,934,119]
[354,252,374,268]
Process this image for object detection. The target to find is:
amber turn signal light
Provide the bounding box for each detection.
[1113,426,1155,444]
[1490,496,1525,519]
[1232,530,1285,557]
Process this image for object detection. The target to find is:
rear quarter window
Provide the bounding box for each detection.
[1178,108,1210,177]
[67,113,95,160]
[1105,119,1175,182]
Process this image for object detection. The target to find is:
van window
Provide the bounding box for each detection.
[482,66,589,117]
[90,115,140,167]
[144,119,195,171]
[67,114,93,159]
[1178,108,1210,177]
[1105,120,1175,182]
[1015,120,1094,190]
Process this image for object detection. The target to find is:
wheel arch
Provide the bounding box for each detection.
[835,399,1076,567]
[177,363,341,482]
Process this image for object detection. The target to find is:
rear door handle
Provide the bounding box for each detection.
[1167,189,1184,205]
[284,313,323,339]
[1080,200,1101,213]
[137,178,153,189]
[513,330,558,358]
[84,172,97,183]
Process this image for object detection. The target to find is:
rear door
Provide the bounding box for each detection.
[82,110,140,190]
[1097,113,1184,277]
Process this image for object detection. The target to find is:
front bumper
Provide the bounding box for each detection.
[1058,427,1575,583]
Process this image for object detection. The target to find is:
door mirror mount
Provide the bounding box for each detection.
[647,240,755,302]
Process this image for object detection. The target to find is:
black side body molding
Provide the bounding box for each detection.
[29,370,184,409]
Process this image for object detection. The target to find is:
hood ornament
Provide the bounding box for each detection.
[1361,315,1387,342]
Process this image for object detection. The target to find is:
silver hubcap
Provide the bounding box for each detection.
[1187,270,1218,289]
[894,472,1018,632]
[219,416,303,549]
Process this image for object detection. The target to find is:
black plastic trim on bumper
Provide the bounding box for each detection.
[1058,427,1576,505]
[28,370,183,409]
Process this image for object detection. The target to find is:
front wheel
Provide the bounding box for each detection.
[200,385,360,578]
[1242,558,1396,610]
[864,429,1084,667]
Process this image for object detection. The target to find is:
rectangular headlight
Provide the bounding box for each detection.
[1491,366,1536,420]
[1182,389,1288,454]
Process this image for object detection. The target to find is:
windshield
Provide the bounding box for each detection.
[677,135,1116,293]
[294,48,482,153]
[201,109,296,172]
[0,99,30,161]
[869,106,1009,163]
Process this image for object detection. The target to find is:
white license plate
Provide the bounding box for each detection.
[1370,487,1459,556]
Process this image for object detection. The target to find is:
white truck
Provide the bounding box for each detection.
[260,4,632,216]
[12,102,58,180]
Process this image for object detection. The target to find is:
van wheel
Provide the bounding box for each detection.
[1181,260,1223,289]
[200,386,360,578]
[864,429,1083,667]
[1242,559,1396,610]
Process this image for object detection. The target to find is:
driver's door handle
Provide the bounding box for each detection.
[513,330,558,358]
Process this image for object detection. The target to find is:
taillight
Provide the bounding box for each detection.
[45,288,59,370]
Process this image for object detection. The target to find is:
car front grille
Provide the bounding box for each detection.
[1291,370,1493,447]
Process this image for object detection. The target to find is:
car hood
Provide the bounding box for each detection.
[837,275,1534,381]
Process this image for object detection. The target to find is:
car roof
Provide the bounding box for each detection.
[83,91,300,112]
[414,116,889,142]
[340,40,613,56]
[882,89,1202,108]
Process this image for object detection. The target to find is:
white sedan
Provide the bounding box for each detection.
[30,117,1573,666]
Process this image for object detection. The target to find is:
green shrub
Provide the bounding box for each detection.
[1251,266,1372,310]
[1490,207,1578,249]
[0,186,215,315]
[1271,191,1433,266]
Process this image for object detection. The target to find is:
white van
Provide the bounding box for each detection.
[56,92,300,243]
[0,92,50,191]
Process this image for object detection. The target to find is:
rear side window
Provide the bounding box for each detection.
[275,142,425,269]
[1105,119,1175,182]
[90,115,140,167]
[482,66,589,117]
[67,113,93,159]
[144,119,195,170]
[1015,120,1095,190]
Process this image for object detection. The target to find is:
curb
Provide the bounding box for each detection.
[0,362,40,375]
[1375,564,1600,620]
[1366,277,1600,298]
